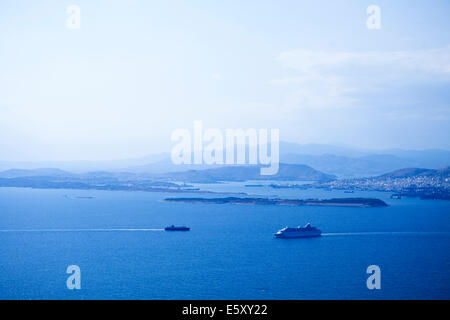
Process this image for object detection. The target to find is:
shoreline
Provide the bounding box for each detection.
[164,197,389,208]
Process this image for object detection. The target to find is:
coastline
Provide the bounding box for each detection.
[164,197,389,208]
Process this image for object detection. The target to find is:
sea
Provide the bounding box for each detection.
[0,183,449,299]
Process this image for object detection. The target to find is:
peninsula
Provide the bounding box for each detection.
[164,197,388,208]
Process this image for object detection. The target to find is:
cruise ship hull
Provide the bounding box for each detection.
[275,230,321,238]
[165,226,190,231]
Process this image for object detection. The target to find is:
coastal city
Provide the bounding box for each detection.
[314,168,450,200]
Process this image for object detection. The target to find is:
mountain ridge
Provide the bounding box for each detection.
[1,142,449,177]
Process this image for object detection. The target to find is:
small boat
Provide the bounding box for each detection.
[275,223,321,238]
[165,225,190,231]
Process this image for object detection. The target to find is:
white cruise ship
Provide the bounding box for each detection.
[275,223,321,238]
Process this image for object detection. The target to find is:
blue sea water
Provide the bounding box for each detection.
[0,185,449,300]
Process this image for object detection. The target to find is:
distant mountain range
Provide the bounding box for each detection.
[121,143,450,177]
[0,142,449,178]
[275,142,450,177]
[156,164,335,183]
[0,163,334,183]
[0,168,73,179]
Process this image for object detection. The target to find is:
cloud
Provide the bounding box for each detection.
[277,47,450,76]
[272,46,450,111]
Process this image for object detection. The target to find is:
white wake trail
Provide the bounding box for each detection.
[0,228,165,233]
[322,231,450,237]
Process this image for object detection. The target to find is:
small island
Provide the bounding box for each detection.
[164,197,388,208]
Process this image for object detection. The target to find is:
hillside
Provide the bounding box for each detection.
[377,167,450,179]
[0,168,74,178]
[318,166,450,200]
[1,143,449,178]
[159,163,335,183]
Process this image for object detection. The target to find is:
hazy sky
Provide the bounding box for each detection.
[1,0,450,161]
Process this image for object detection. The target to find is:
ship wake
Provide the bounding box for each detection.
[322,231,450,237]
[0,228,165,233]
